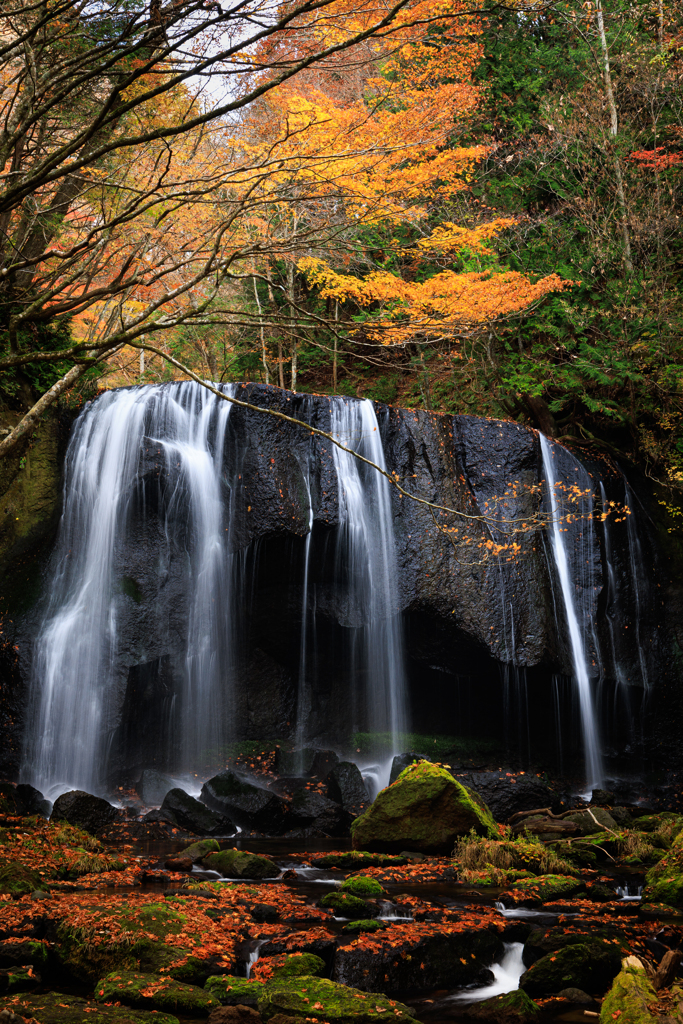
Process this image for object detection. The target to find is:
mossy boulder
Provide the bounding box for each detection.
[463,990,540,1024]
[205,977,265,1006]
[505,874,585,904]
[0,859,45,896]
[340,876,383,897]
[178,839,220,862]
[0,965,40,995]
[600,959,658,1024]
[310,852,407,869]
[0,991,180,1023]
[320,892,374,918]
[632,814,683,834]
[0,938,50,968]
[257,976,416,1023]
[204,849,279,879]
[261,954,326,981]
[350,762,496,854]
[642,875,683,906]
[564,808,619,834]
[95,971,219,1016]
[520,941,623,997]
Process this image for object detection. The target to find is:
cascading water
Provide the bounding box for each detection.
[539,434,603,792]
[330,398,408,792]
[21,382,236,799]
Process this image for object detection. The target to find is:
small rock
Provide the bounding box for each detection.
[557,988,598,1006]
[177,838,221,862]
[164,856,193,871]
[29,891,51,900]
[160,788,235,836]
[204,849,279,879]
[325,762,370,819]
[590,788,615,806]
[0,1010,25,1024]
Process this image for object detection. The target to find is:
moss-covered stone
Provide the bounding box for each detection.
[640,902,683,919]
[342,920,388,934]
[564,809,619,834]
[257,976,416,1023]
[95,971,219,1016]
[463,990,540,1024]
[520,941,623,997]
[642,874,683,906]
[350,761,496,854]
[340,876,384,896]
[204,849,279,879]
[320,891,374,918]
[0,938,50,967]
[506,874,585,904]
[311,852,407,869]
[0,965,39,994]
[0,859,44,896]
[600,959,658,1024]
[178,839,220,862]
[0,991,180,1024]
[266,954,326,980]
[205,976,264,1006]
[632,814,683,834]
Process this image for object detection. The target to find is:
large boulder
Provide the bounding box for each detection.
[14,784,52,818]
[51,790,120,834]
[389,753,431,785]
[96,971,219,1015]
[160,789,234,836]
[520,941,623,997]
[600,958,659,1024]
[0,991,181,1023]
[200,771,288,833]
[257,976,416,1023]
[325,762,370,819]
[453,771,559,822]
[350,761,496,854]
[204,849,280,879]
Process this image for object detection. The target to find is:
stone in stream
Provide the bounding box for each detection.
[324,761,370,819]
[135,769,176,806]
[288,790,346,834]
[599,957,659,1024]
[204,849,279,879]
[350,761,496,854]
[207,1008,262,1024]
[319,892,375,919]
[520,941,623,997]
[51,790,121,834]
[96,971,219,1015]
[0,992,181,1023]
[389,752,431,785]
[177,838,221,862]
[463,990,540,1024]
[160,788,234,836]
[502,874,585,906]
[201,770,289,833]
[257,977,416,1024]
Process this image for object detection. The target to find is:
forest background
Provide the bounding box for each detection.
[1,0,682,484]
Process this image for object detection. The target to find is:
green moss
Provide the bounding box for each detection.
[320,891,374,918]
[509,874,585,903]
[340,876,384,896]
[342,919,388,933]
[464,989,540,1023]
[520,941,623,997]
[204,849,279,879]
[269,954,326,979]
[257,976,416,1023]
[204,976,264,1005]
[600,963,658,1024]
[120,576,143,604]
[311,852,407,869]
[351,761,496,854]
[0,859,44,895]
[640,902,683,919]
[642,874,683,907]
[95,971,219,1015]
[177,839,220,862]
[0,991,180,1024]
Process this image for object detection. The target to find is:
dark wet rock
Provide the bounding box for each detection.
[96,971,219,1015]
[523,928,622,968]
[51,790,120,834]
[201,771,289,833]
[333,924,503,991]
[351,762,496,854]
[611,806,637,827]
[585,882,618,902]
[389,753,431,785]
[452,772,559,822]
[557,988,599,1006]
[135,769,176,806]
[160,789,234,836]
[207,1008,262,1024]
[591,788,615,806]
[251,905,280,923]
[0,940,49,969]
[289,790,346,834]
[204,849,279,879]
[164,856,193,871]
[0,964,40,995]
[520,941,623,997]
[463,990,540,1024]
[0,991,181,1023]
[14,784,51,818]
[325,762,370,818]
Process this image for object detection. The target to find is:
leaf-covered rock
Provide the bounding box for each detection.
[319,892,374,919]
[95,971,219,1015]
[350,762,497,854]
[0,990,180,1023]
[257,976,416,1023]
[204,849,279,879]
[520,941,623,997]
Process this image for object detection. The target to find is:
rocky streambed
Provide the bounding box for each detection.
[2,763,683,1024]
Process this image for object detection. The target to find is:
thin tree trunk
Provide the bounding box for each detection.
[253,272,269,385]
[267,273,284,389]
[657,0,664,50]
[595,0,633,273]
[287,261,297,391]
[0,362,89,458]
[333,299,339,393]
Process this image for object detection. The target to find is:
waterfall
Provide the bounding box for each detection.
[539,434,603,792]
[330,398,408,781]
[21,382,235,799]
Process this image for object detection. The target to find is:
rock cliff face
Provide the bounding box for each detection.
[0,383,680,786]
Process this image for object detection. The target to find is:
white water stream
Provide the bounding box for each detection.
[540,434,603,793]
[450,942,526,1003]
